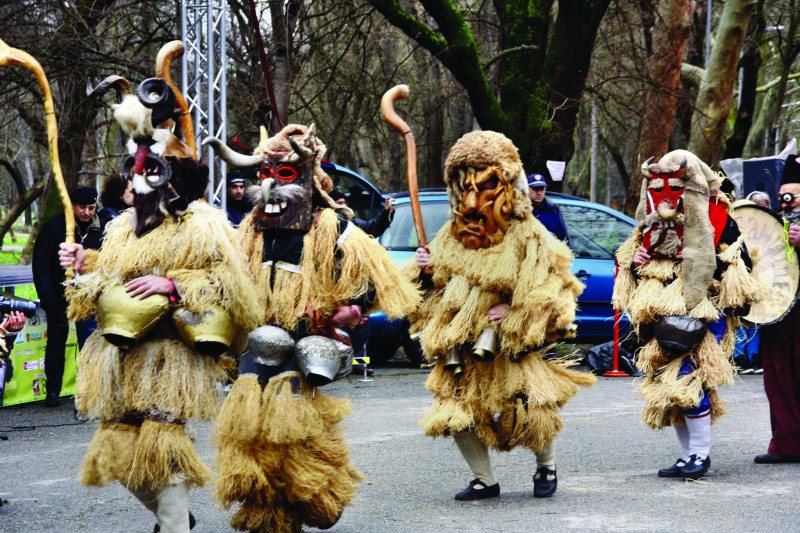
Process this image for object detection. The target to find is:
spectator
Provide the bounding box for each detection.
[528,173,569,243]
[97,172,133,226]
[217,170,253,227]
[32,186,103,407]
[328,189,395,238]
[755,154,800,463]
[0,311,28,406]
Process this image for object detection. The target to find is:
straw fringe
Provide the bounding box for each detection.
[80,422,139,486]
[420,353,594,451]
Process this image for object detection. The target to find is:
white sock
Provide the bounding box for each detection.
[535,439,556,470]
[685,414,711,460]
[453,430,497,486]
[674,423,691,461]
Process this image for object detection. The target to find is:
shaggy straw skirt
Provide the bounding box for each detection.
[421,352,595,452]
[214,372,362,533]
[76,332,223,489]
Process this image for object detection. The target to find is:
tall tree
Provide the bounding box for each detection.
[364,0,611,183]
[626,0,693,215]
[688,0,755,165]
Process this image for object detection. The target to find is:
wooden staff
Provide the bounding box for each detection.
[380,85,427,246]
[0,39,74,277]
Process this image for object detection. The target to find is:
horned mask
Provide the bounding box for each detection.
[443,131,530,249]
[88,42,207,236]
[203,124,351,232]
[635,149,719,310]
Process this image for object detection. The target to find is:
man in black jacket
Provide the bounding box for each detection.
[32,186,103,407]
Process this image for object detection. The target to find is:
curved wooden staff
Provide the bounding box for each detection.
[0,39,74,277]
[380,85,427,246]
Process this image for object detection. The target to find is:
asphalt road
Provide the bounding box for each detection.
[1,365,797,533]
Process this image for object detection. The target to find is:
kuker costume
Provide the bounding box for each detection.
[65,43,260,532]
[409,131,594,500]
[613,150,761,478]
[204,124,420,532]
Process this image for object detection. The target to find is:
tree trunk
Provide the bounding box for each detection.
[0,183,44,252]
[722,0,765,159]
[625,0,693,215]
[688,0,755,165]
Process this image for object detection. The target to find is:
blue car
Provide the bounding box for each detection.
[367,190,635,365]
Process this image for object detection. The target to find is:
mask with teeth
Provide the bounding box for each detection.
[452,165,516,249]
[253,149,315,232]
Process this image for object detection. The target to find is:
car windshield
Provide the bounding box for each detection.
[379,200,451,250]
[559,203,633,259]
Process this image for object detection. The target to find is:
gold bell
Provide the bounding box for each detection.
[97,285,170,349]
[443,349,464,376]
[172,305,236,357]
[471,328,497,361]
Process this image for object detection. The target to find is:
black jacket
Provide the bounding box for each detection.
[32,214,104,312]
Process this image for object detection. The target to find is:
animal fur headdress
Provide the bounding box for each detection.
[202,124,352,220]
[443,130,531,219]
[635,149,717,309]
[88,41,207,236]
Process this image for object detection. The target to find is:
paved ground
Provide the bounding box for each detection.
[1,364,797,533]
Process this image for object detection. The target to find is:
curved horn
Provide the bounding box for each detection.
[640,156,654,178]
[87,75,132,99]
[202,137,264,167]
[289,136,315,159]
[155,40,196,157]
[138,78,176,127]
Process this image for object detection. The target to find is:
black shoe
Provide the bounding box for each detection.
[680,454,710,479]
[657,458,687,477]
[43,392,60,407]
[454,478,500,501]
[533,467,557,498]
[153,511,196,532]
[754,453,800,464]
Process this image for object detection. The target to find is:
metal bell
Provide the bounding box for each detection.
[443,349,464,376]
[247,325,295,367]
[471,327,497,361]
[172,305,236,357]
[296,335,341,387]
[97,285,170,349]
[332,329,354,381]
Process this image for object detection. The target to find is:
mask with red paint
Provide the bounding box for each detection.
[642,168,686,259]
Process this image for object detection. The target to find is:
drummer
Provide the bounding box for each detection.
[754,154,800,464]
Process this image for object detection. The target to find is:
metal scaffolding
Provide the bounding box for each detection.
[181,0,228,208]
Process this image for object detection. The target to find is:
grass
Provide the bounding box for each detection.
[2,232,29,248]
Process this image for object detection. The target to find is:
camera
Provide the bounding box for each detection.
[0,295,38,317]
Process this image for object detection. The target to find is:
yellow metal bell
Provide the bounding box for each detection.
[97,285,170,349]
[471,327,497,361]
[443,349,464,376]
[172,305,236,357]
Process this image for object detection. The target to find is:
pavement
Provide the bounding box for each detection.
[0,365,797,533]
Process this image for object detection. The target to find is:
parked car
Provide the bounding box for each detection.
[320,160,384,221]
[367,189,635,365]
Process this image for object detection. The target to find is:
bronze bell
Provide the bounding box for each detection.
[443,349,464,376]
[172,305,236,357]
[97,285,170,349]
[471,327,497,361]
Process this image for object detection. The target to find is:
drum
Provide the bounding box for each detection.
[731,204,800,325]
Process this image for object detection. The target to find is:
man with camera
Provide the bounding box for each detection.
[32,186,103,407]
[0,311,29,406]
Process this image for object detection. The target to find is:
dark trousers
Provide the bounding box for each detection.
[44,307,94,397]
[761,306,800,456]
[44,307,69,397]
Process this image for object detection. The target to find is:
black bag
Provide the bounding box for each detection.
[585,340,643,376]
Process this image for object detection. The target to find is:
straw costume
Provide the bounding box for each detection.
[410,131,594,501]
[62,43,260,533]
[205,124,420,532]
[613,150,762,479]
